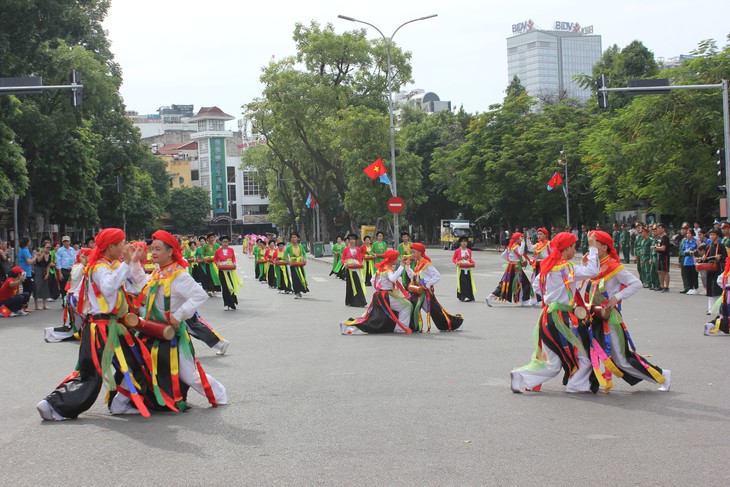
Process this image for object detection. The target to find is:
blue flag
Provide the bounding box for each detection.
[379,173,391,186]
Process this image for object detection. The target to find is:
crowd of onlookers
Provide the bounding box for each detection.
[0,236,93,318]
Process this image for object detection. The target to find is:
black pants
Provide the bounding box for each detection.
[58,268,71,297]
[0,293,29,312]
[681,264,698,290]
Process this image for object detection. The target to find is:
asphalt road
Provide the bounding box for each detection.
[1,246,728,486]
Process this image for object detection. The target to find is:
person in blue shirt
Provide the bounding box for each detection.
[679,225,699,294]
[17,236,39,311]
[55,236,76,298]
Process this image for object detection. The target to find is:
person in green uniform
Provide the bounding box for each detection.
[647,225,661,290]
[633,223,647,286]
[285,232,309,299]
[611,223,621,254]
[580,224,589,254]
[198,233,221,296]
[721,221,730,249]
[620,223,631,264]
[397,231,415,286]
[371,231,389,266]
[329,235,346,280]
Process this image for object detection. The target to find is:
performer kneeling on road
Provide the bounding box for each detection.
[510,232,599,394]
[406,243,464,332]
[341,249,413,335]
[586,230,670,392]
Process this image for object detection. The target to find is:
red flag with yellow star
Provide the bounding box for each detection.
[363,158,386,179]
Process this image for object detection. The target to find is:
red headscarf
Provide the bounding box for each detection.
[75,247,92,264]
[375,249,400,271]
[539,232,577,278]
[590,230,620,263]
[151,230,188,268]
[507,232,523,249]
[537,228,549,238]
[409,242,431,262]
[87,228,125,268]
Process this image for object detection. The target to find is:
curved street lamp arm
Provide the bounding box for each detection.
[390,15,438,42]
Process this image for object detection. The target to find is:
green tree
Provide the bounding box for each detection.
[244,21,415,239]
[166,186,212,233]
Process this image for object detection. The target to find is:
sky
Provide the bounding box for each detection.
[104,0,730,126]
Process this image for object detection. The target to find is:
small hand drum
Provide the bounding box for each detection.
[290,261,306,268]
[458,262,475,268]
[408,283,424,295]
[347,262,363,269]
[218,263,236,271]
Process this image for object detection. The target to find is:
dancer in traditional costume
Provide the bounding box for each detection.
[342,234,367,307]
[406,243,464,332]
[452,236,476,302]
[330,236,346,280]
[252,238,264,281]
[398,232,415,287]
[257,239,268,284]
[273,241,292,294]
[285,232,309,299]
[36,228,152,420]
[197,233,221,296]
[108,230,227,416]
[184,240,203,285]
[527,228,551,306]
[372,231,388,266]
[43,248,92,343]
[584,231,670,392]
[214,236,241,310]
[265,240,277,288]
[340,249,413,335]
[361,235,376,286]
[509,232,598,394]
[486,232,534,307]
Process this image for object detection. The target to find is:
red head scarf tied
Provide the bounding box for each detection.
[538,228,549,238]
[539,232,577,278]
[590,230,620,263]
[75,248,92,264]
[508,232,523,249]
[88,228,125,268]
[152,230,188,268]
[410,242,431,262]
[376,249,400,271]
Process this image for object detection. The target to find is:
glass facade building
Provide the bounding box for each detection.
[507,29,602,104]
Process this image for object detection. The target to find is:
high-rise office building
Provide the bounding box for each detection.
[507,20,602,104]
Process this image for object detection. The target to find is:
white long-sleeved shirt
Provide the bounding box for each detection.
[130,262,208,323]
[501,240,533,263]
[597,267,642,302]
[68,263,85,295]
[82,260,131,315]
[542,248,599,305]
[406,261,441,288]
[375,266,405,291]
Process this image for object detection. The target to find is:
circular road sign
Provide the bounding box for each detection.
[388,196,404,214]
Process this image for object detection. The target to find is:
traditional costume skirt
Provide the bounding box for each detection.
[363,259,375,286]
[199,262,221,292]
[290,265,309,294]
[515,303,597,393]
[44,316,151,418]
[457,267,476,301]
[410,288,464,332]
[708,288,730,334]
[330,256,344,278]
[218,269,241,310]
[189,263,205,285]
[343,290,413,334]
[345,268,367,307]
[267,262,277,288]
[186,312,224,348]
[492,262,531,302]
[275,264,292,293]
[589,308,665,389]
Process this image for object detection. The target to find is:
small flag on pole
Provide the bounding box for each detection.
[364,158,386,179]
[547,171,563,191]
[305,193,316,208]
[379,173,391,186]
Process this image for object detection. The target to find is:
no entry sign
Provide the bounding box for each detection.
[387,196,404,214]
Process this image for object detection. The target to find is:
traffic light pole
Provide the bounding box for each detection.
[599,80,730,218]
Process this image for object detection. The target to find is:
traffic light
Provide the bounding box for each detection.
[718,148,726,194]
[70,70,82,107]
[597,75,608,109]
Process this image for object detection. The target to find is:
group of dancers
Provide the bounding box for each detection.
[339,231,464,335]
[501,229,671,394]
[250,232,310,299]
[37,228,229,421]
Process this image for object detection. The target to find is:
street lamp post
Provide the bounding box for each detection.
[338,13,437,243]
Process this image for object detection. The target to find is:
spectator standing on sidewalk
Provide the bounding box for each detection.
[55,236,76,299]
[678,224,699,294]
[653,223,671,293]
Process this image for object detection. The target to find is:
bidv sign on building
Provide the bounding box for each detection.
[511,19,534,34]
[553,21,594,35]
